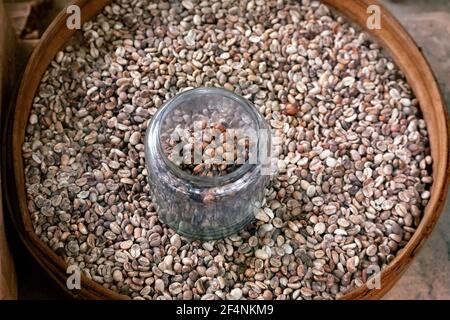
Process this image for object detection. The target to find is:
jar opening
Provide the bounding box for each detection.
[154,88,266,187]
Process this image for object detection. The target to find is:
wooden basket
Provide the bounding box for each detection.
[3,0,449,299]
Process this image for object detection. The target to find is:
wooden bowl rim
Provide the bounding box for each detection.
[10,0,450,299]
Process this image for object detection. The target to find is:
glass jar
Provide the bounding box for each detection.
[144,88,271,240]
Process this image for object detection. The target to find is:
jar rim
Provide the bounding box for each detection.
[150,87,265,187]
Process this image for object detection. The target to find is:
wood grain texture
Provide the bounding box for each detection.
[0,0,18,300]
[5,0,450,299]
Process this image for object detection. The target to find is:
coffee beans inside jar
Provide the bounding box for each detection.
[164,120,254,176]
[23,0,433,300]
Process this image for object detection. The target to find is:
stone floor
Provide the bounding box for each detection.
[6,0,450,299]
[379,0,450,300]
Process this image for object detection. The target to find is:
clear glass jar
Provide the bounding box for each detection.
[144,88,271,240]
